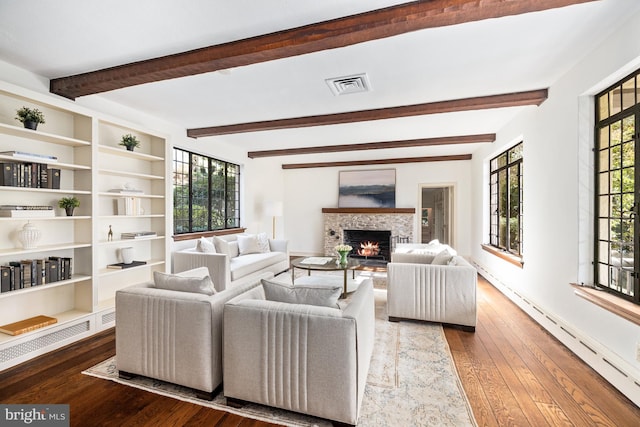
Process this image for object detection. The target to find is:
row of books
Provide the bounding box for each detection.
[0,162,61,189]
[117,196,144,216]
[0,205,55,218]
[0,256,72,293]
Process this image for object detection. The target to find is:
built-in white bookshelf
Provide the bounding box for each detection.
[0,81,170,370]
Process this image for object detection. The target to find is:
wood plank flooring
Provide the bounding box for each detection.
[444,276,640,427]
[0,275,638,426]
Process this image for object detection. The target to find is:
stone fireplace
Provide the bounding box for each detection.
[343,229,392,263]
[323,207,415,264]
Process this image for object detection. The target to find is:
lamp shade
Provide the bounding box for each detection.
[264,201,283,217]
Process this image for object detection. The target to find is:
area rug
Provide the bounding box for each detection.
[83,289,476,426]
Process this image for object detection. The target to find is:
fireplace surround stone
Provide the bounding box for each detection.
[323,208,415,259]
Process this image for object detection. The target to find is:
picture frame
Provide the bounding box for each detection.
[338,169,396,208]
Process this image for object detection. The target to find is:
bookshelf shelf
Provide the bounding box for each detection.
[0,309,92,345]
[0,186,91,195]
[98,258,165,276]
[98,192,164,199]
[98,236,165,245]
[98,168,164,180]
[0,122,91,147]
[0,274,92,300]
[0,154,90,171]
[98,145,164,162]
[0,215,91,222]
[0,242,92,257]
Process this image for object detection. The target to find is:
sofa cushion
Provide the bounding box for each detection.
[431,250,454,265]
[195,237,216,253]
[261,278,341,308]
[230,252,286,281]
[214,236,239,258]
[237,234,262,255]
[153,270,216,295]
[256,232,271,253]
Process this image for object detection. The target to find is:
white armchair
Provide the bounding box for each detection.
[223,279,375,426]
[115,268,270,399]
[387,254,477,332]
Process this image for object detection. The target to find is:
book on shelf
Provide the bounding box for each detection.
[0,151,58,163]
[120,231,157,239]
[47,168,60,189]
[0,205,53,210]
[108,188,144,194]
[0,209,55,217]
[0,315,58,336]
[0,266,10,293]
[107,260,147,269]
[117,196,143,216]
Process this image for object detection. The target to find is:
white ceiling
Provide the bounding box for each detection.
[1,0,639,158]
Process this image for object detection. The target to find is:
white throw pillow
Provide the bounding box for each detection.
[432,250,453,265]
[214,236,239,258]
[256,232,271,253]
[153,271,216,295]
[195,237,216,253]
[261,278,341,308]
[237,234,261,255]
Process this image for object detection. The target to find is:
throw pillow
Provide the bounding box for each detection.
[261,278,341,308]
[214,236,239,258]
[256,232,271,253]
[195,237,216,253]
[432,249,453,265]
[153,271,216,295]
[237,234,261,255]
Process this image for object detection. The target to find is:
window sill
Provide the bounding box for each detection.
[481,244,524,268]
[172,227,246,241]
[571,284,640,326]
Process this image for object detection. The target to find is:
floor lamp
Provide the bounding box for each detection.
[265,201,283,239]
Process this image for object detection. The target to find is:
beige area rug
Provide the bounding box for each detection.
[84,278,476,426]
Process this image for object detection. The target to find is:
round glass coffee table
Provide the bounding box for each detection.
[291,257,361,297]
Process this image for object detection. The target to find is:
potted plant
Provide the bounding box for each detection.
[119,134,140,151]
[15,107,46,130]
[58,196,80,216]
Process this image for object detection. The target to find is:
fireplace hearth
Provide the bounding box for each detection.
[343,229,391,265]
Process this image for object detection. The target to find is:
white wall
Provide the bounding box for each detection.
[279,159,473,256]
[470,8,640,404]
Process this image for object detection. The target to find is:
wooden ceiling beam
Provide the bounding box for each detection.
[189,89,547,137]
[50,0,594,99]
[248,133,495,158]
[282,154,472,169]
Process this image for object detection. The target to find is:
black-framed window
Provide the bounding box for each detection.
[595,67,640,304]
[489,142,523,256]
[172,148,240,234]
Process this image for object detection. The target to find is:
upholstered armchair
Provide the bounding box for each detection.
[115,267,270,399]
[223,279,375,426]
[387,253,477,331]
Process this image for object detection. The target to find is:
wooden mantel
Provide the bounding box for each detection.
[322,207,415,214]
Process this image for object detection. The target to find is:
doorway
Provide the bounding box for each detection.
[420,186,453,245]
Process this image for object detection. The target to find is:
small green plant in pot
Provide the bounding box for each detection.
[15,107,46,130]
[58,196,80,216]
[119,134,140,151]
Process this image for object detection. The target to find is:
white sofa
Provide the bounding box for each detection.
[223,279,375,426]
[387,244,477,331]
[115,267,270,399]
[173,233,289,291]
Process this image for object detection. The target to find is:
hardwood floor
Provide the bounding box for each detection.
[444,276,640,427]
[0,275,638,426]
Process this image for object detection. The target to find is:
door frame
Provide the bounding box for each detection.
[418,183,456,247]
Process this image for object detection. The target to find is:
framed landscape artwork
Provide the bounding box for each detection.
[338,169,396,208]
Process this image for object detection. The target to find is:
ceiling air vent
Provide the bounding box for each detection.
[325,73,371,96]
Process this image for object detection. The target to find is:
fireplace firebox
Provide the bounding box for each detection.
[343,229,391,265]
